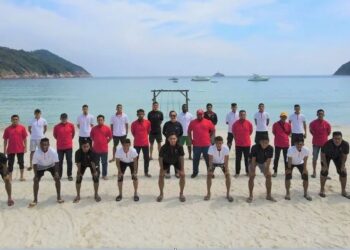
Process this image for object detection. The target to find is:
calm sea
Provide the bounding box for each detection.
[0,76,349,130]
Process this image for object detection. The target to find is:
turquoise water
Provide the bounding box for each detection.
[0,76,349,129]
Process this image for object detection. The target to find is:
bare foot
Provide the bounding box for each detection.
[28,201,37,208]
[341,192,350,199]
[266,196,277,202]
[7,199,14,206]
[304,194,312,201]
[234,174,239,178]
[204,194,211,201]
[73,196,80,203]
[95,195,102,202]
[57,199,65,204]
[246,197,253,203]
[319,192,326,198]
[179,195,186,202]
[285,194,291,200]
[108,159,115,163]
[156,194,163,202]
[227,195,234,202]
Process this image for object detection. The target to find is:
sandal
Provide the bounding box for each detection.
[179,195,186,202]
[133,195,140,202]
[156,195,163,202]
[227,196,234,202]
[115,195,122,202]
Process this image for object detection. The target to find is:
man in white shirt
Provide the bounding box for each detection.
[289,104,307,145]
[254,103,270,144]
[29,138,64,207]
[115,138,139,202]
[205,136,233,202]
[109,104,129,163]
[28,109,48,170]
[225,103,238,150]
[285,138,312,201]
[77,104,94,148]
[178,104,193,159]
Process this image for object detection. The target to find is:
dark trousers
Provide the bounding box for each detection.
[235,146,250,175]
[135,146,150,174]
[79,137,92,148]
[227,132,234,150]
[192,146,209,175]
[95,153,108,177]
[7,153,24,173]
[255,131,269,144]
[57,149,73,178]
[273,147,288,173]
[291,133,304,145]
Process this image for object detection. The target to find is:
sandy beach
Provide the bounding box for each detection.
[0,125,349,248]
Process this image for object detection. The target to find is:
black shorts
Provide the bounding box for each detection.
[227,132,234,145]
[162,161,180,171]
[324,156,344,175]
[35,167,57,180]
[0,166,9,179]
[209,163,226,173]
[255,131,269,144]
[149,133,162,143]
[120,161,135,174]
[286,164,304,179]
[113,135,127,147]
[80,164,99,176]
[291,133,304,145]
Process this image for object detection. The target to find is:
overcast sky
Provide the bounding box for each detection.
[1,0,350,76]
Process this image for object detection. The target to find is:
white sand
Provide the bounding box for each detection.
[0,126,349,248]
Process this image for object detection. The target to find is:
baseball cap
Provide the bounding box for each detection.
[280,112,288,117]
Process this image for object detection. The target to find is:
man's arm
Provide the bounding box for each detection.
[28,126,32,134]
[125,123,129,135]
[133,157,138,175]
[23,138,27,153]
[265,158,272,169]
[321,153,328,170]
[341,154,348,171]
[208,154,214,169]
[303,156,308,172]
[3,139,7,154]
[159,157,164,170]
[110,124,114,134]
[251,157,257,168]
[72,125,75,139]
[266,118,270,126]
[303,121,307,138]
[43,125,47,135]
[224,155,229,173]
[254,118,257,126]
[179,156,185,174]
[287,157,292,169]
[116,158,122,175]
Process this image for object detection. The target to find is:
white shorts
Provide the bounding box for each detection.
[30,139,41,152]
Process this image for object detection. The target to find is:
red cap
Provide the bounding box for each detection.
[197,109,204,115]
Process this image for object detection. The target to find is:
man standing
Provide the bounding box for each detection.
[289,104,307,145]
[131,109,152,177]
[320,131,350,198]
[0,153,14,206]
[147,102,164,160]
[232,110,253,177]
[225,103,238,150]
[204,136,233,202]
[28,109,47,170]
[77,104,94,148]
[157,132,186,202]
[90,115,112,180]
[204,103,218,144]
[254,103,270,144]
[272,112,291,177]
[178,104,193,159]
[188,109,215,178]
[53,113,75,180]
[115,138,139,202]
[29,138,64,207]
[109,104,129,163]
[74,140,101,203]
[309,109,331,178]
[247,136,276,203]
[285,139,312,201]
[3,115,27,181]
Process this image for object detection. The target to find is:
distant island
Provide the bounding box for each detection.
[0,46,91,79]
[213,72,225,77]
[334,61,350,75]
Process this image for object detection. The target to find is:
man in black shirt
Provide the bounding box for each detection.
[157,132,186,202]
[0,153,14,206]
[247,136,276,203]
[147,102,164,160]
[74,139,101,203]
[204,103,218,144]
[320,131,350,198]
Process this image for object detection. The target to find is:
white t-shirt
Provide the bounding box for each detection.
[287,146,309,165]
[33,147,59,170]
[77,114,94,137]
[226,111,238,133]
[28,117,47,140]
[116,147,138,163]
[289,113,306,134]
[178,112,193,136]
[254,111,270,132]
[208,145,230,164]
[110,113,129,136]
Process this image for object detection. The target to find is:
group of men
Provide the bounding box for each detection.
[0,102,349,207]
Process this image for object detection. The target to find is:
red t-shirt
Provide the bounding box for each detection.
[272,121,291,148]
[188,119,215,147]
[131,119,151,147]
[232,119,253,147]
[3,125,28,154]
[53,122,75,150]
[309,119,331,147]
[90,125,112,153]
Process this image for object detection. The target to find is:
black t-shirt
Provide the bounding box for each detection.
[322,139,349,159]
[75,149,98,167]
[147,110,164,134]
[0,153,7,169]
[204,111,218,125]
[162,121,183,138]
[159,143,185,165]
[250,144,274,164]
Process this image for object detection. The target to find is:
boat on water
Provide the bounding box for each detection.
[213,72,225,77]
[169,77,179,81]
[191,76,211,82]
[248,74,269,82]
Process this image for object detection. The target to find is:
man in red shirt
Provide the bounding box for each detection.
[90,115,112,180]
[309,109,331,178]
[188,109,215,178]
[3,114,28,181]
[232,110,253,177]
[272,112,291,177]
[53,113,75,180]
[131,109,152,177]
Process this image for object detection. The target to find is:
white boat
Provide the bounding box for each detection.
[191,76,211,81]
[248,74,269,81]
[169,77,178,81]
